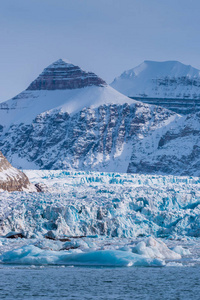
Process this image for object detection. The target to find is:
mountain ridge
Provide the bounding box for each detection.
[111,60,200,114]
[0,59,199,176]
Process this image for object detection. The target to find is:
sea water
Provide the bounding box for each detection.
[0,265,199,299]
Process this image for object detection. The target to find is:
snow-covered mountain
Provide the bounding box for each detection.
[127,111,200,176]
[0,58,199,176]
[0,58,179,172]
[0,151,36,192]
[111,60,200,114]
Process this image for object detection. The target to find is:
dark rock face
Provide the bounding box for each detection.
[0,151,36,192]
[0,104,176,173]
[27,59,106,90]
[127,112,200,176]
[130,96,200,115]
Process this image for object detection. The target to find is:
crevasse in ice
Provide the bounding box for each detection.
[0,170,200,239]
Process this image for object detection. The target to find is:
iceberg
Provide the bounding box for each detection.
[1,237,183,267]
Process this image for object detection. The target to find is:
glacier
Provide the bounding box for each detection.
[0,170,199,267]
[1,170,200,239]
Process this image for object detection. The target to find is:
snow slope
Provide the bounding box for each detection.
[0,86,134,127]
[111,60,200,114]
[0,59,133,127]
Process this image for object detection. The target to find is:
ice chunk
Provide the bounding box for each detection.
[172,245,191,256]
[0,245,165,267]
[132,237,181,260]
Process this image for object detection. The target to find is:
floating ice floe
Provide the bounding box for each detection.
[0,237,181,267]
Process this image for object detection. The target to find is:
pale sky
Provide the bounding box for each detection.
[0,0,200,101]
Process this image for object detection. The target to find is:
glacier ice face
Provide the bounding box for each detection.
[0,170,198,267]
[0,170,200,239]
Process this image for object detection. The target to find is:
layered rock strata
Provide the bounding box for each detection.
[27,59,106,90]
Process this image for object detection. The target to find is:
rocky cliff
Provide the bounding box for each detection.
[0,103,177,172]
[0,152,37,192]
[127,111,200,176]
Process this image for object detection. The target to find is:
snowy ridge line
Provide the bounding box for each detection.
[111,60,200,114]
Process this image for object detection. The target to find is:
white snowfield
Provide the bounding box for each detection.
[111,60,200,99]
[0,85,134,128]
[0,170,198,267]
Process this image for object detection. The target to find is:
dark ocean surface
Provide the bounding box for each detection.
[0,265,199,299]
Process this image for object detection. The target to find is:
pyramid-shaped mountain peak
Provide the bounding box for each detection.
[46,58,75,68]
[27,59,106,90]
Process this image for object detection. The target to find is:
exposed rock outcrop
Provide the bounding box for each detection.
[0,104,177,172]
[27,59,106,90]
[127,111,200,176]
[0,152,37,192]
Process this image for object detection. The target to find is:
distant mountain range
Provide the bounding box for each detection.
[111,60,200,114]
[0,59,199,176]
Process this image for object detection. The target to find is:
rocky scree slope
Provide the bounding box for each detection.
[0,59,199,175]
